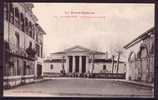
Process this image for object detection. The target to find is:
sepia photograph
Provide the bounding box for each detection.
[3,2,154,98]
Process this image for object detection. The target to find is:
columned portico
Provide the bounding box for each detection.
[67,55,87,74]
[50,45,106,74]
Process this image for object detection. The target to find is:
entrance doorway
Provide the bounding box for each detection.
[68,56,73,72]
[37,64,42,78]
[75,56,79,73]
[82,56,86,73]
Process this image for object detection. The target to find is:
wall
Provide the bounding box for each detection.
[43,62,63,74]
[93,63,126,73]
[125,32,154,83]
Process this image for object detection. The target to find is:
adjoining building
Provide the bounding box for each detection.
[123,27,154,83]
[3,3,46,88]
[43,45,126,78]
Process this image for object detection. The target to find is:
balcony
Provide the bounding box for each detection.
[5,43,37,61]
[9,43,25,56]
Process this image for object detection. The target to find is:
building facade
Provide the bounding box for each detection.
[124,27,154,83]
[43,45,126,77]
[3,2,46,88]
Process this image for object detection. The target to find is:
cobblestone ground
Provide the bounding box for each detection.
[3,78,154,98]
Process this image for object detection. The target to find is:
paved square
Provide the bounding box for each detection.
[4,78,154,97]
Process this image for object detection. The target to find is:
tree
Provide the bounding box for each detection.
[111,55,115,73]
[115,49,123,73]
[109,42,124,73]
[89,41,99,74]
[113,43,124,73]
[109,43,116,74]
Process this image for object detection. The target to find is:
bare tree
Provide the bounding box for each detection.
[109,43,116,74]
[89,41,99,74]
[109,42,124,73]
[113,43,124,73]
[111,55,115,73]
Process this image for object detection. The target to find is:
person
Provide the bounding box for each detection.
[87,71,90,78]
[100,65,108,73]
[60,69,65,76]
[62,69,66,76]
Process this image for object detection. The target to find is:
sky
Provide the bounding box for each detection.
[32,3,154,58]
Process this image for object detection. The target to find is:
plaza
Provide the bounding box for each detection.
[4,78,153,97]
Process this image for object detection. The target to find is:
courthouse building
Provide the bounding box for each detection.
[124,27,154,83]
[3,3,46,88]
[43,45,126,77]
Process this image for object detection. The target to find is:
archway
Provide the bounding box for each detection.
[128,51,137,80]
[138,43,149,82]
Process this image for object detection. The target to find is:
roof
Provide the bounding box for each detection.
[89,59,125,63]
[44,58,125,64]
[35,23,46,35]
[123,27,154,49]
[44,59,66,63]
[52,51,66,54]
[51,45,105,55]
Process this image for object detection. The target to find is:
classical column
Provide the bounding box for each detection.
[66,56,69,73]
[86,56,88,73]
[79,56,82,73]
[73,56,75,73]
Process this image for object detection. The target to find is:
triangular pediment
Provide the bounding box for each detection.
[64,45,91,53]
[51,45,105,55]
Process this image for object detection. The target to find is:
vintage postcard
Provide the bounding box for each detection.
[3,2,154,98]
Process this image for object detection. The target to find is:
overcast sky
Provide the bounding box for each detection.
[32,3,154,57]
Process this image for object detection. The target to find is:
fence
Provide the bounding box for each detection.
[93,73,126,79]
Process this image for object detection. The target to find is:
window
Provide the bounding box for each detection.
[41,46,43,57]
[15,7,20,28]
[8,3,14,24]
[15,33,20,49]
[36,44,40,57]
[25,17,29,34]
[20,13,25,32]
[29,22,32,37]
[50,65,53,70]
[17,60,20,75]
[8,61,14,76]
[103,65,106,70]
[23,61,26,75]
[36,34,39,42]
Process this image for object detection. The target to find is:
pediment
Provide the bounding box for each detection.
[64,45,91,53]
[52,45,105,55]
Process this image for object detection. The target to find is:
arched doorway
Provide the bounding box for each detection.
[37,64,42,78]
[128,51,137,80]
[138,43,149,82]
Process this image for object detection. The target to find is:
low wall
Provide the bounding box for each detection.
[3,75,35,89]
[94,73,126,79]
[43,72,126,79]
[43,72,61,77]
